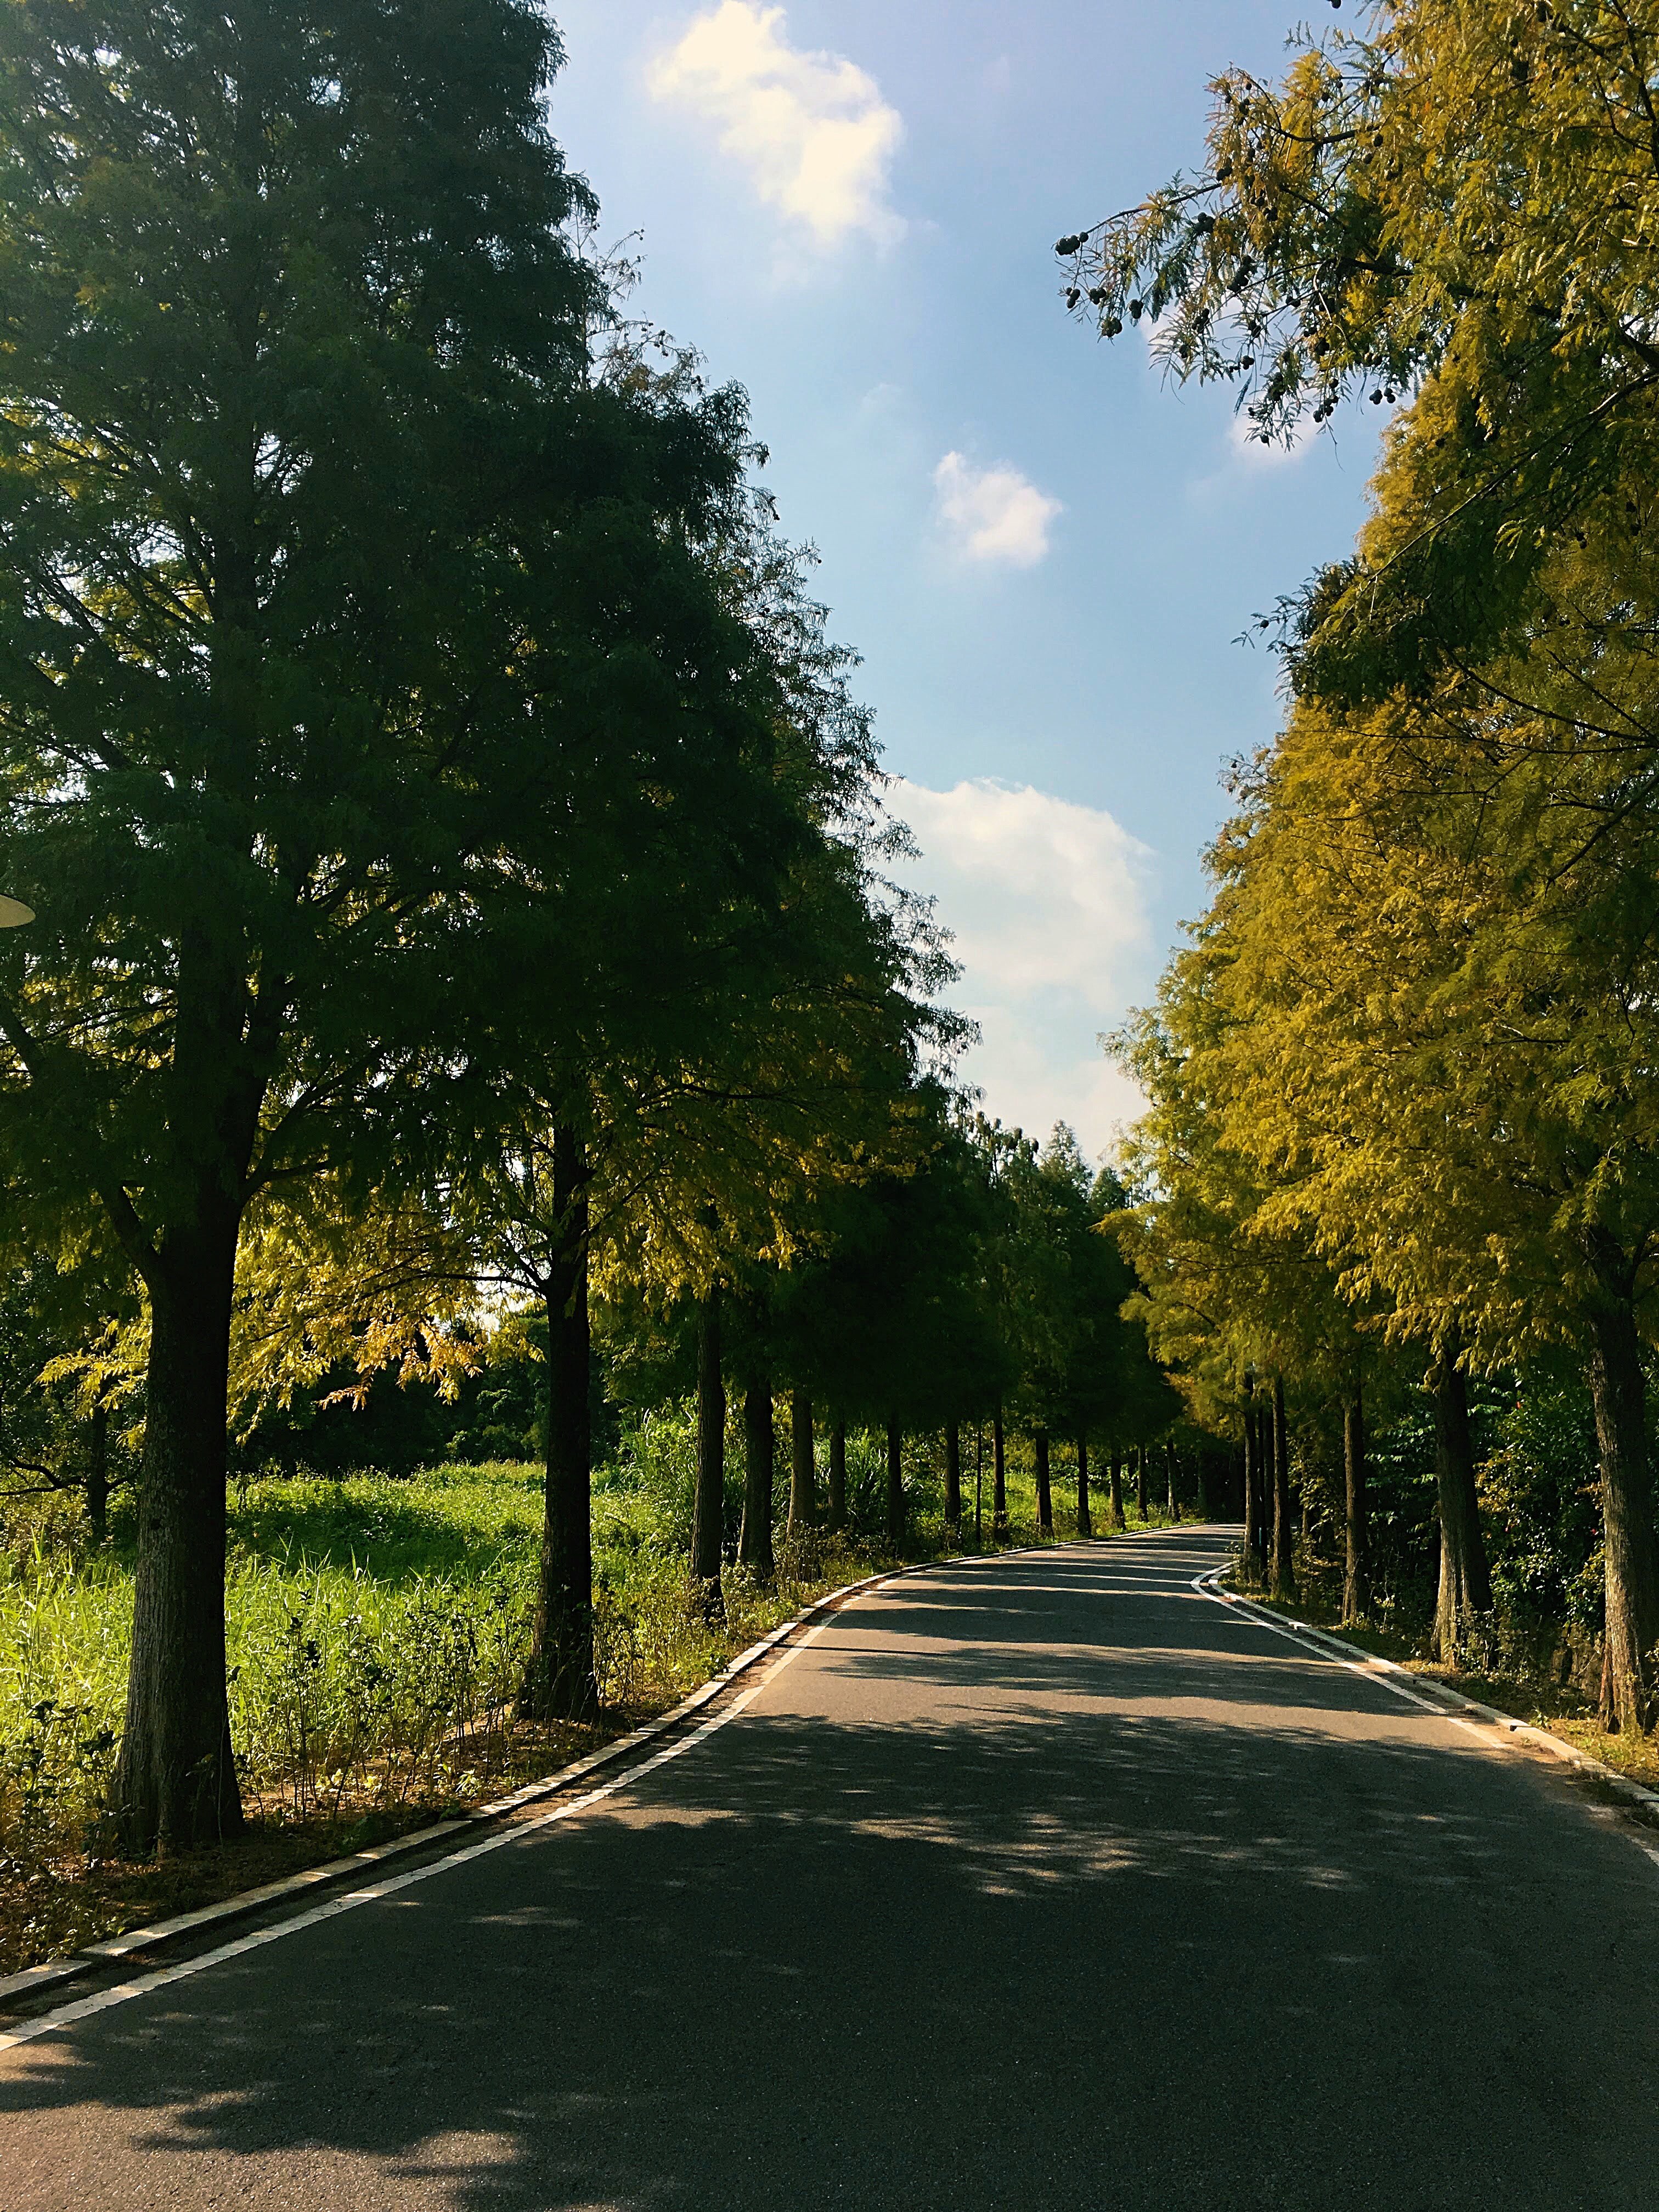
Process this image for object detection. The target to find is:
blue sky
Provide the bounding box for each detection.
[546,2,1383,1156]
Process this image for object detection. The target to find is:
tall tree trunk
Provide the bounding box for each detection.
[828,1419,847,1532]
[1431,1343,1489,1662]
[1034,1428,1053,1535]
[992,1411,1008,1537]
[1343,1386,1369,1625]
[691,1286,726,1621]
[522,1128,597,1723]
[86,1397,109,1549]
[740,1376,775,1581]
[788,1391,816,1532]
[1109,1451,1126,1531]
[114,1224,244,1855]
[1270,1376,1295,1601]
[885,1419,905,1547]
[944,1422,962,1533]
[1242,1379,1262,1583]
[1075,1436,1092,1538]
[109,355,272,1857]
[1582,1249,1659,1733]
[1165,1438,1181,1522]
[1135,1444,1148,1522]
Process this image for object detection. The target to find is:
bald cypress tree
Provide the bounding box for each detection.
[0,0,787,1848]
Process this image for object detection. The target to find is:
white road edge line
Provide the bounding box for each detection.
[0,1611,847,2055]
[1189,1568,1445,1714]
[1192,1560,1659,1877]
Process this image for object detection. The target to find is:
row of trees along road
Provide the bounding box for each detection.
[0,0,956,1854]
[1062,0,1659,1735]
[665,1121,1180,1582]
[0,1,1183,1856]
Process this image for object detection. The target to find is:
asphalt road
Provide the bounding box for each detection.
[4,1527,1658,2211]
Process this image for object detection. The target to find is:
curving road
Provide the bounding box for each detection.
[4,1528,1658,2210]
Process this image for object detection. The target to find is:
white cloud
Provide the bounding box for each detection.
[1227,408,1317,470]
[896,778,1150,1009]
[934,452,1062,569]
[648,4,903,249]
[890,778,1155,1159]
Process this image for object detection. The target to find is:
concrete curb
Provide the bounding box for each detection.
[0,1542,1012,2015]
[1199,1565,1659,1824]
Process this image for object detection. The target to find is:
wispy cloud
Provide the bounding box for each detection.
[1227,408,1317,470]
[890,777,1154,1156]
[648,3,903,249]
[934,452,1062,569]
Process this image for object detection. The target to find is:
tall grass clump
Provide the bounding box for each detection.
[227,1557,536,1818]
[0,1553,131,1966]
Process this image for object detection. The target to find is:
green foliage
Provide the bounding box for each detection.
[770,1114,1009,1430]
[0,0,901,1844]
[228,1466,545,1582]
[1483,1379,1606,1632]
[599,1406,706,1559]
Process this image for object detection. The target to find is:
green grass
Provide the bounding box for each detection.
[227,1462,546,1583]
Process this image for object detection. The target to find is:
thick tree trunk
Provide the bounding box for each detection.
[1109,1451,1126,1530]
[691,1287,726,1621]
[740,1377,775,1581]
[1270,1376,1295,1601]
[885,1419,905,1546]
[992,1412,1008,1537]
[788,1391,816,1533]
[1034,1429,1053,1535]
[109,365,276,1857]
[86,1398,109,1549]
[1165,1439,1181,1523]
[944,1422,962,1532]
[114,1227,244,1855]
[1075,1436,1092,1538]
[1135,1444,1148,1522]
[1242,1381,1262,1583]
[1583,1266,1659,1734]
[522,1129,598,1723]
[1431,1344,1490,1662]
[828,1420,847,1532]
[1343,1387,1369,1625]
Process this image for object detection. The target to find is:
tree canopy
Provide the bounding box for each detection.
[1071,0,1659,1733]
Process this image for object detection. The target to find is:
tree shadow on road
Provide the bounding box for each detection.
[5,1669,1657,2212]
